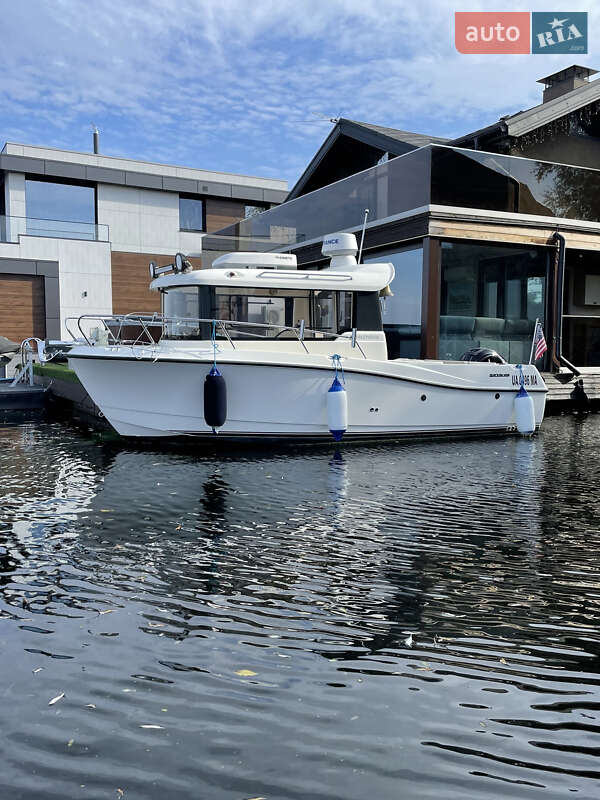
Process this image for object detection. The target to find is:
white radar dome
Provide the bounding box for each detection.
[322,233,358,270]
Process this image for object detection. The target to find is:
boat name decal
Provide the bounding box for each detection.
[489,373,509,378]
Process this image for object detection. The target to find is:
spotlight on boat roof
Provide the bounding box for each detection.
[149,253,194,280]
[149,260,174,280]
[174,252,193,273]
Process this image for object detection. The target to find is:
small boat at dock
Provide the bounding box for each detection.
[66,235,547,441]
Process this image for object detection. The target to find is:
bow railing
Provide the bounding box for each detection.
[65,313,368,357]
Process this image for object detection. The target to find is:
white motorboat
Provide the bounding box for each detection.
[66,234,547,440]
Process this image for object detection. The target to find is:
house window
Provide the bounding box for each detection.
[439,240,547,365]
[179,196,205,232]
[25,178,96,239]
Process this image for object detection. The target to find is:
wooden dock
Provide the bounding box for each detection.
[542,370,600,412]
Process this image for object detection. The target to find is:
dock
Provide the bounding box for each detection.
[542,371,600,412]
[0,380,46,409]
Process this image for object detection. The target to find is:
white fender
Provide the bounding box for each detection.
[514,386,535,435]
[327,376,347,441]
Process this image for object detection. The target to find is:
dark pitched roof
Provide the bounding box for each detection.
[343,119,449,148]
[287,117,448,200]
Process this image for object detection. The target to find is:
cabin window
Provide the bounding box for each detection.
[161,286,355,339]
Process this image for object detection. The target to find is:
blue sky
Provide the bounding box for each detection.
[1,0,596,189]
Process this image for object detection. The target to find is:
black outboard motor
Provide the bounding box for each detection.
[460,347,507,364]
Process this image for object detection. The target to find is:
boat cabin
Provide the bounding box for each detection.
[149,235,394,345]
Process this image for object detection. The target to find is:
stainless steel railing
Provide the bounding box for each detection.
[65,313,368,357]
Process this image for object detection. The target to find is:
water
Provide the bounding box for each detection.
[1,416,600,800]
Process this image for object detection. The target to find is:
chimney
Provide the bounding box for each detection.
[92,125,100,154]
[537,65,598,103]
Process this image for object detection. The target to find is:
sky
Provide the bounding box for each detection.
[1,0,597,189]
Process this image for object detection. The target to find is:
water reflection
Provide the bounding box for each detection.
[0,418,599,799]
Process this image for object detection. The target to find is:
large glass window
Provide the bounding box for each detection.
[25,179,96,239]
[563,249,600,367]
[162,286,353,340]
[439,240,548,364]
[365,245,423,358]
[179,196,205,232]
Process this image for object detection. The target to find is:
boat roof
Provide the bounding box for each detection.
[150,262,395,293]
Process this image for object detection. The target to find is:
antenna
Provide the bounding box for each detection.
[310,111,341,123]
[357,209,369,263]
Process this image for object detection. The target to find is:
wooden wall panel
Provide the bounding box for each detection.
[205,198,246,233]
[111,252,202,315]
[428,218,600,251]
[0,275,46,342]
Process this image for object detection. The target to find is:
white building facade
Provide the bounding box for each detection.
[0,142,287,341]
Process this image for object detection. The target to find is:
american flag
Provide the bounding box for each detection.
[533,321,547,361]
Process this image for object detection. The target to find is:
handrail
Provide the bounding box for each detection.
[65,313,369,358]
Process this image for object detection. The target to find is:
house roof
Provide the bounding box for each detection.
[451,71,600,145]
[287,117,448,200]
[341,120,449,148]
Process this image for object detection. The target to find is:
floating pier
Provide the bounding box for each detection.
[0,379,46,409]
[542,371,600,413]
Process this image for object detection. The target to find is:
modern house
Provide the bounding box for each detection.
[0,140,287,342]
[209,64,600,373]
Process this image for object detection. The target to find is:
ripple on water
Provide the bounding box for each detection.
[0,417,600,798]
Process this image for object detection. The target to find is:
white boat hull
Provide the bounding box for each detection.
[68,346,547,440]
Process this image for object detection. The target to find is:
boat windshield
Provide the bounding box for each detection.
[161,285,354,340]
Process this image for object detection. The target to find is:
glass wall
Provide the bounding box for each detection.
[439,240,547,364]
[205,145,600,256]
[25,179,96,239]
[205,146,432,250]
[365,244,423,358]
[431,146,600,222]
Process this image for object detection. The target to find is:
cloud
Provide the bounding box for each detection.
[0,0,597,184]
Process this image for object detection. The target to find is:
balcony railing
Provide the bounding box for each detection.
[0,215,109,243]
[204,144,600,255]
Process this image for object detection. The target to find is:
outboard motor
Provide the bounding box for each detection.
[460,347,506,364]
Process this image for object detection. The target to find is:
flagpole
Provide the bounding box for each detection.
[528,318,539,365]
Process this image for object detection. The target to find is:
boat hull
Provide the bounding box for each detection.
[68,348,547,440]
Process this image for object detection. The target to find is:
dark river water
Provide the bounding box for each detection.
[1,415,600,800]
